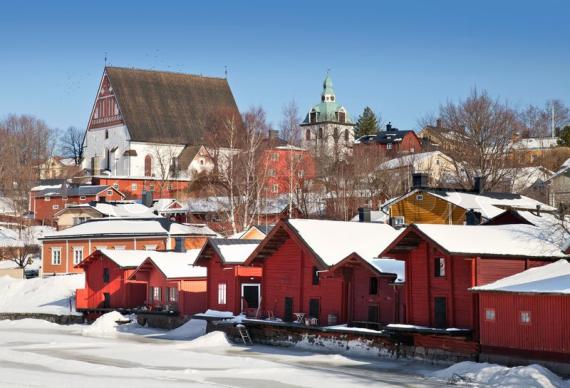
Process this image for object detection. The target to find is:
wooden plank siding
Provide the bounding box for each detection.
[389,191,465,225]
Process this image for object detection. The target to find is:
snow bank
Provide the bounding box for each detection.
[183,331,232,349]
[82,311,129,338]
[0,274,83,316]
[202,309,234,318]
[430,361,568,388]
[161,319,207,340]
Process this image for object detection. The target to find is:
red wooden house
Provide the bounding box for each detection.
[194,239,263,315]
[260,144,316,197]
[471,259,570,362]
[380,223,568,333]
[128,250,207,316]
[354,123,422,156]
[244,219,403,325]
[75,249,147,311]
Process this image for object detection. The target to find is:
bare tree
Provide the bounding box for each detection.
[0,227,39,269]
[59,126,85,165]
[519,100,570,138]
[279,100,302,146]
[438,89,521,191]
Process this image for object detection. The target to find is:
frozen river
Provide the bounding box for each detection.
[0,319,451,387]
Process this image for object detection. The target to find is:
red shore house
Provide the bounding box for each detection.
[75,249,148,311]
[128,250,207,316]
[30,183,125,225]
[194,239,263,315]
[244,219,403,326]
[471,259,570,362]
[380,223,568,333]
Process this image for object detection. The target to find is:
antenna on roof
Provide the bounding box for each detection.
[224,65,228,79]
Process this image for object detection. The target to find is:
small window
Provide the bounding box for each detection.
[149,184,154,192]
[199,158,205,165]
[80,196,86,200]
[520,311,531,324]
[96,245,107,250]
[103,268,110,283]
[271,153,279,161]
[344,129,349,141]
[298,170,304,178]
[144,244,157,251]
[153,286,161,302]
[44,196,51,202]
[112,183,119,190]
[485,308,496,321]
[105,129,109,139]
[272,184,279,193]
[268,169,275,177]
[318,127,323,139]
[312,266,319,285]
[114,245,125,250]
[218,283,227,305]
[393,216,405,227]
[51,248,61,265]
[369,277,378,295]
[52,204,59,210]
[169,287,178,302]
[62,196,68,201]
[107,190,113,196]
[306,129,311,140]
[174,237,185,253]
[416,194,424,201]
[131,183,138,191]
[434,257,446,277]
[73,247,83,265]
[386,143,393,150]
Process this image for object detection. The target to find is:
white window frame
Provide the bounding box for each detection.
[271,153,279,161]
[44,196,51,202]
[131,183,138,192]
[485,308,496,321]
[520,311,531,324]
[416,194,424,201]
[107,190,113,196]
[169,287,178,302]
[153,287,161,302]
[114,245,126,250]
[393,216,405,227]
[218,283,227,305]
[52,204,59,210]
[51,248,62,265]
[145,244,157,251]
[96,245,107,250]
[240,283,260,311]
[113,184,119,190]
[386,143,393,150]
[73,247,83,265]
[272,184,279,193]
[435,257,446,277]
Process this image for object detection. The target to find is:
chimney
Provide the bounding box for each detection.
[358,207,371,222]
[268,129,279,141]
[536,204,541,217]
[412,173,429,189]
[473,176,483,193]
[386,122,393,132]
[436,118,442,128]
[466,209,482,225]
[142,191,154,208]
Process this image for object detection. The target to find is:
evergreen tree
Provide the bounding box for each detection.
[354,107,379,139]
[558,126,570,147]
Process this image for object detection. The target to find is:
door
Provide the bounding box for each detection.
[309,298,320,320]
[241,283,260,311]
[284,297,293,322]
[367,304,379,323]
[103,292,111,308]
[434,297,447,328]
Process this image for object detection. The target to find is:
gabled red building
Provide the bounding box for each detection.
[380,224,568,333]
[471,259,570,362]
[75,249,147,311]
[194,239,262,315]
[261,144,316,197]
[354,123,422,156]
[128,250,207,316]
[244,219,403,325]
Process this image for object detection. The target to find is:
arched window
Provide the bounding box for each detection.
[305,129,311,141]
[333,127,339,141]
[344,129,349,141]
[144,155,152,177]
[105,148,110,171]
[318,127,323,140]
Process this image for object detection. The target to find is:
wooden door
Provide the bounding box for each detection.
[367,304,379,323]
[434,297,447,328]
[284,297,293,322]
[309,298,320,320]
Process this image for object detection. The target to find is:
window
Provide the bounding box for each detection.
[62,196,68,201]
[416,194,424,201]
[272,184,279,193]
[434,257,446,277]
[333,127,339,140]
[144,245,157,251]
[298,170,304,178]
[344,129,349,141]
[318,127,323,139]
[369,277,378,295]
[80,196,86,200]
[218,283,227,304]
[51,248,61,265]
[174,237,185,253]
[393,216,405,227]
[339,111,346,123]
[312,266,319,285]
[149,184,154,192]
[268,169,275,177]
[152,286,161,302]
[44,196,51,202]
[271,153,279,161]
[113,183,119,190]
[95,245,107,250]
[105,129,109,139]
[386,143,393,150]
[169,287,178,302]
[306,129,311,140]
[485,308,496,321]
[73,247,83,265]
[73,217,88,226]
[103,268,110,283]
[520,311,531,324]
[107,190,113,196]
[309,298,320,319]
[144,155,153,177]
[52,204,59,210]
[114,245,125,250]
[310,111,317,124]
[131,183,138,191]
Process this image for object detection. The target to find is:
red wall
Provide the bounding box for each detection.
[479,292,570,357]
[76,255,145,310]
[93,177,190,200]
[261,148,316,197]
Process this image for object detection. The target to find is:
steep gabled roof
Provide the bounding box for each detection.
[196,238,262,265]
[105,67,242,145]
[128,249,206,279]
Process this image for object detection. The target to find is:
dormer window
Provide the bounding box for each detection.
[310,111,317,124]
[339,111,346,124]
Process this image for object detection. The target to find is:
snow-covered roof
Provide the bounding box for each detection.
[97,249,149,268]
[41,218,218,240]
[510,137,558,150]
[211,239,261,264]
[275,145,306,151]
[349,210,389,223]
[138,249,206,279]
[58,202,158,218]
[369,258,405,283]
[288,219,401,266]
[471,259,570,294]
[414,224,568,258]
[152,198,188,213]
[377,151,451,171]
[385,189,556,220]
[495,166,554,193]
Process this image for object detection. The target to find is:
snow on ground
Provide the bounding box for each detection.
[0,318,449,387]
[158,319,206,340]
[0,274,83,315]
[429,361,569,388]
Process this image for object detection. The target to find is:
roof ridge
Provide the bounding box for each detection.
[106,66,226,81]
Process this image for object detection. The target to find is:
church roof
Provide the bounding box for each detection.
[106,67,242,145]
[302,74,353,125]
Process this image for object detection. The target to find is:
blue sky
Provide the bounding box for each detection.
[0,0,568,133]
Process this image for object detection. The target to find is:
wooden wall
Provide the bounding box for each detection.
[389,191,465,225]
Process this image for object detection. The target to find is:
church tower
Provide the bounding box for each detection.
[300,74,355,157]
